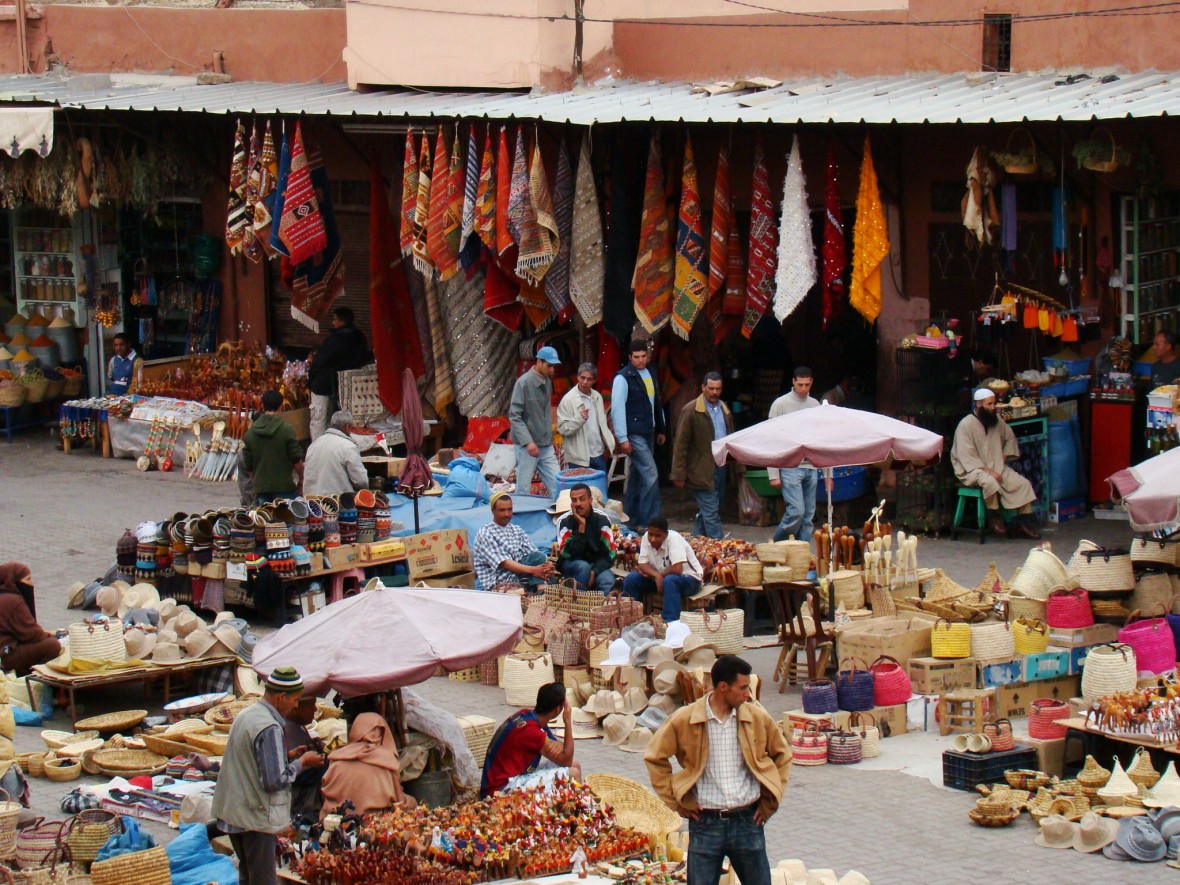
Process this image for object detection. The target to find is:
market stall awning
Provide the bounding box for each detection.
[0,107,52,156]
[3,69,1180,124]
[1109,446,1180,533]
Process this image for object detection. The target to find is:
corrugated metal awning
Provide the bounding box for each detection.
[0,69,1177,124]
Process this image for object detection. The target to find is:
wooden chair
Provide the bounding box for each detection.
[764,581,835,693]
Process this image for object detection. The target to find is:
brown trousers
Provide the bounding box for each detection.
[2,637,61,674]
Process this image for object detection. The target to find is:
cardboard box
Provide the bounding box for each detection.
[977,658,1023,689]
[201,562,227,580]
[405,529,472,579]
[785,710,836,733]
[1025,735,1083,777]
[906,694,940,732]
[1068,644,1099,674]
[835,616,935,666]
[362,455,406,478]
[908,657,976,694]
[994,674,1081,719]
[1023,648,1071,682]
[1049,498,1087,524]
[1048,623,1118,648]
[277,406,310,441]
[296,586,327,617]
[326,544,360,567]
[834,703,907,737]
[413,570,476,590]
[358,539,407,562]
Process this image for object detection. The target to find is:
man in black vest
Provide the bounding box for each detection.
[610,339,666,532]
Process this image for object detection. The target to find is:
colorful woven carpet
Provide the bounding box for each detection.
[821,144,846,330]
[543,141,574,322]
[742,137,777,338]
[568,135,604,328]
[400,129,419,257]
[672,134,708,340]
[632,133,673,334]
[277,121,328,265]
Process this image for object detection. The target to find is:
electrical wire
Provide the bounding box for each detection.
[120,8,201,71]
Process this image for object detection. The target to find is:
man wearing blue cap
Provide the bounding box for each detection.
[509,346,562,499]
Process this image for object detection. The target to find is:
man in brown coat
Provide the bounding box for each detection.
[644,655,790,885]
[671,372,734,539]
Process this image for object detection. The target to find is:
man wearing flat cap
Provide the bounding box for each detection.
[951,388,1040,539]
[213,666,325,885]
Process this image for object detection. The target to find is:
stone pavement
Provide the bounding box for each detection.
[0,431,1161,883]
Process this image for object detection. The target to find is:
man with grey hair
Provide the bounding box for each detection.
[556,362,614,472]
[302,410,369,496]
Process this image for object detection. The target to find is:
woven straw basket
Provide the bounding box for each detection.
[65,811,121,864]
[1131,537,1177,569]
[848,711,880,758]
[1006,589,1047,622]
[586,774,681,845]
[42,759,80,783]
[829,570,865,611]
[66,622,125,663]
[1010,547,1069,600]
[970,620,1015,662]
[503,653,555,707]
[1012,618,1049,654]
[0,788,19,860]
[755,543,787,564]
[736,560,763,589]
[1131,573,1174,614]
[931,619,971,659]
[91,845,171,885]
[681,609,745,655]
[1081,643,1138,701]
[1068,541,1135,594]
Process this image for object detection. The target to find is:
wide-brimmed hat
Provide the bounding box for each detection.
[647,693,679,716]
[685,647,717,671]
[212,624,243,656]
[1035,815,1078,849]
[1072,812,1120,853]
[570,708,605,738]
[604,499,630,524]
[1168,834,1180,861]
[183,627,219,659]
[172,611,202,638]
[119,583,161,617]
[582,690,624,717]
[1153,808,1180,843]
[214,612,249,633]
[236,665,263,696]
[156,598,179,621]
[678,634,716,662]
[602,713,636,746]
[645,646,677,669]
[67,582,87,609]
[547,489,576,516]
[236,632,260,665]
[662,621,691,649]
[157,628,180,646]
[619,725,653,753]
[637,706,669,731]
[620,686,648,715]
[124,628,156,660]
[152,642,186,666]
[652,660,685,696]
[95,586,122,617]
[1114,817,1167,862]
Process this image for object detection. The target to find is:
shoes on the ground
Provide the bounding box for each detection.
[988,515,1008,536]
[1010,521,1041,540]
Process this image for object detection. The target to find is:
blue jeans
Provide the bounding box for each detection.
[773,467,817,543]
[559,559,616,594]
[519,550,551,591]
[515,443,560,499]
[622,571,699,622]
[567,454,608,473]
[688,808,771,885]
[624,434,660,530]
[693,466,728,539]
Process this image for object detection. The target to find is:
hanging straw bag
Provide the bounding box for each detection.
[14,819,67,870]
[680,609,745,655]
[479,658,500,687]
[66,621,125,663]
[548,623,588,667]
[1131,573,1175,615]
[1012,618,1049,655]
[931,619,971,659]
[502,653,555,707]
[1068,543,1135,595]
[513,625,546,654]
[836,658,875,712]
[847,711,880,758]
[1028,699,1071,739]
[790,723,828,766]
[1081,643,1138,701]
[970,620,1015,663]
[1118,607,1177,675]
[827,730,863,765]
[870,655,912,706]
[1046,586,1094,628]
[802,679,839,714]
[589,590,643,632]
[90,845,171,885]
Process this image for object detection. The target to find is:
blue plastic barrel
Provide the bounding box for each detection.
[556,467,608,502]
[1047,416,1082,502]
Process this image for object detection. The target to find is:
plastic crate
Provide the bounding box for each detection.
[1044,356,1091,376]
[745,468,777,497]
[942,745,1038,791]
[1064,376,1090,396]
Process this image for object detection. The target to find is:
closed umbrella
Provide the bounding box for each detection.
[1109,446,1180,534]
[712,403,944,571]
[397,367,432,532]
[251,583,523,696]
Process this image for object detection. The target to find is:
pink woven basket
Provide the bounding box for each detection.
[1046,586,1094,629]
[870,655,913,706]
[1118,607,1177,675]
[1028,699,1071,739]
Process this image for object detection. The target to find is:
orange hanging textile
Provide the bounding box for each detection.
[1023,301,1038,328]
[1038,308,1050,332]
[1062,316,1079,342]
[1050,312,1064,337]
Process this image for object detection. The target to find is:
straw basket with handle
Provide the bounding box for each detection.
[997,127,1039,175]
[513,624,546,655]
[1010,547,1069,600]
[0,788,20,860]
[969,620,1015,663]
[90,845,171,885]
[1074,127,1124,174]
[1045,586,1093,628]
[66,621,125,663]
[826,730,863,765]
[869,655,912,706]
[848,711,880,758]
[1131,537,1177,569]
[680,609,744,655]
[1131,573,1174,615]
[0,382,25,408]
[548,622,588,668]
[790,722,828,766]
[13,818,68,871]
[1028,699,1071,739]
[584,631,615,669]
[1118,607,1176,675]
[589,590,642,632]
[502,653,555,707]
[1081,642,1137,701]
[736,560,763,589]
[65,810,121,865]
[835,657,875,712]
[931,619,971,659]
[1067,542,1135,595]
[1012,618,1049,655]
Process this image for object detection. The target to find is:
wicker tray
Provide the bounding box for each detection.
[141,734,192,759]
[183,731,229,755]
[73,710,148,733]
[40,730,99,751]
[586,773,681,842]
[162,718,215,737]
[205,698,256,731]
[89,748,169,773]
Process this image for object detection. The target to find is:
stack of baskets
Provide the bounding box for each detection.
[1067,541,1136,596]
[584,773,681,846]
[736,560,763,589]
[457,715,496,766]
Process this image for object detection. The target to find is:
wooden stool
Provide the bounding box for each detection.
[938,688,993,736]
[776,642,833,687]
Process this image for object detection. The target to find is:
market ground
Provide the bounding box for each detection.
[1,432,1159,884]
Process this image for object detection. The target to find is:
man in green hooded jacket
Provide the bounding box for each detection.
[243,390,304,503]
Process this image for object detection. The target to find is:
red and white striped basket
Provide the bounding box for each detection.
[790,724,829,766]
[1028,699,1071,739]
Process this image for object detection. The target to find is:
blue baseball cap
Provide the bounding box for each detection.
[536,346,562,366]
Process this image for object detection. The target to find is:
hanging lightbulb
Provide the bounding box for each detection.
[1109,269,1123,289]
[1059,267,1069,287]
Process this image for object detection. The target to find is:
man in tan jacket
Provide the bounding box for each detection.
[644,655,790,885]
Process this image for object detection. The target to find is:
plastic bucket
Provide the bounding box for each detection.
[404,768,454,808]
[557,467,608,502]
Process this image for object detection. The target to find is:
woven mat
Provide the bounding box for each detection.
[439,271,519,417]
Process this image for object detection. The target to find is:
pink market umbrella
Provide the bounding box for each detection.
[712,403,944,572]
[1109,446,1180,533]
[251,584,523,696]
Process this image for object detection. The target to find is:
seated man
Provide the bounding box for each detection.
[621,517,704,623]
[472,491,555,592]
[481,682,580,797]
[951,388,1041,540]
[320,712,416,817]
[555,483,617,594]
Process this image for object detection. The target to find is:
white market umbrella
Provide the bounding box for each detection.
[1109,446,1180,534]
[252,583,523,696]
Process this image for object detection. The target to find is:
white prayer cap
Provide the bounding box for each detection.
[973,388,996,402]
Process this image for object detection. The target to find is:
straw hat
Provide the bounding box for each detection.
[95,586,122,617]
[684,647,717,671]
[236,665,263,696]
[546,489,576,516]
[1150,808,1180,842]
[619,726,654,753]
[1035,814,1078,849]
[157,628,180,647]
[678,635,716,660]
[620,686,648,715]
[212,624,243,656]
[183,627,219,659]
[1144,762,1180,808]
[582,690,623,717]
[645,646,677,669]
[236,632,260,665]
[570,707,605,738]
[602,713,636,747]
[652,660,685,696]
[67,582,87,609]
[599,638,632,669]
[1072,811,1119,853]
[124,628,156,660]
[119,583,161,617]
[152,642,186,666]
[156,598,179,622]
[637,706,669,732]
[172,611,202,639]
[647,694,679,716]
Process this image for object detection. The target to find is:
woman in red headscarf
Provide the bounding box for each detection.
[0,564,61,674]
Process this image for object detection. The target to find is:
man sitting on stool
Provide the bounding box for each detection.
[621,517,704,623]
[555,484,616,594]
[951,388,1041,540]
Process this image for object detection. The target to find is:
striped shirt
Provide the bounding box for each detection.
[695,694,761,811]
[473,521,539,591]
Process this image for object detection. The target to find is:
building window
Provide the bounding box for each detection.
[982,14,1012,72]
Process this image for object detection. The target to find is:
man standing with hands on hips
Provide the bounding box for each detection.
[645,655,791,885]
[509,346,563,499]
[611,339,666,532]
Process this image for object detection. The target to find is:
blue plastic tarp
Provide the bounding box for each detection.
[388,492,557,548]
[166,822,238,885]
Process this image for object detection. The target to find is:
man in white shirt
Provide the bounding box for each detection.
[556,363,615,472]
[767,367,828,544]
[620,517,703,622]
[611,339,666,532]
[302,411,369,497]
